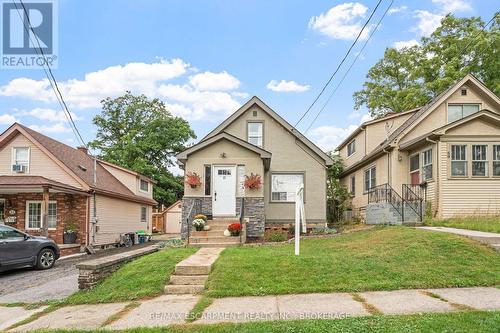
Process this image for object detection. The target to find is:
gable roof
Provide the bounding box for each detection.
[0,123,156,205]
[341,74,500,176]
[200,96,333,166]
[177,132,272,170]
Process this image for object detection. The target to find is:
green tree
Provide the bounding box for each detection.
[326,152,349,225]
[354,14,500,118]
[89,92,196,206]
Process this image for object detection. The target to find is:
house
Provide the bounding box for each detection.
[0,123,157,254]
[152,200,182,234]
[176,96,333,241]
[336,75,500,223]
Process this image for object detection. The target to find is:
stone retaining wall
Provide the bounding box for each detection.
[76,246,158,289]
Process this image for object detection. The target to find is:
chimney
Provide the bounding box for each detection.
[77,146,88,154]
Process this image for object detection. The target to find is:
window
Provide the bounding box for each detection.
[350,176,355,196]
[364,167,376,192]
[141,206,148,222]
[422,149,433,180]
[247,122,263,147]
[139,179,149,192]
[410,154,420,173]
[204,165,211,196]
[0,226,25,240]
[12,147,30,172]
[48,202,57,229]
[494,145,500,177]
[451,145,467,176]
[347,140,356,157]
[271,173,304,202]
[472,145,488,177]
[26,201,57,230]
[448,104,480,123]
[461,89,467,96]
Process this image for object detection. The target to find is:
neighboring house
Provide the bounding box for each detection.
[177,96,333,239]
[337,75,500,222]
[0,123,156,253]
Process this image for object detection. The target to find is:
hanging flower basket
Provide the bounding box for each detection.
[244,173,262,190]
[185,172,202,188]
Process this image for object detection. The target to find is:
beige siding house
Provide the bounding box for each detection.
[177,96,333,239]
[337,75,500,222]
[0,123,156,253]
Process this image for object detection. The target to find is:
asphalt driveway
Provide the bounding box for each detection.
[0,242,159,304]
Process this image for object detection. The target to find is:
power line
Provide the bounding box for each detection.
[461,12,499,68]
[305,0,394,133]
[294,0,383,127]
[13,0,87,148]
[460,12,498,56]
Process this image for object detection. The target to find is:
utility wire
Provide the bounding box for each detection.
[13,0,87,148]
[305,0,394,133]
[294,0,383,127]
[461,12,499,68]
[460,12,498,56]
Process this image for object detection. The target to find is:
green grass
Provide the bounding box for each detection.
[206,227,500,297]
[21,311,500,333]
[424,216,500,233]
[63,248,196,305]
[186,295,213,323]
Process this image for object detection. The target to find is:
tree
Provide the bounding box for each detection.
[326,152,349,225]
[354,14,500,118]
[89,92,196,206]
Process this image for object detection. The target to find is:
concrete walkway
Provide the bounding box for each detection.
[4,287,500,331]
[418,226,500,251]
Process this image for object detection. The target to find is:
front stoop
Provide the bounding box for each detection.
[164,247,224,295]
[188,218,244,248]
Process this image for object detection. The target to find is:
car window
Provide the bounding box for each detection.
[0,226,25,240]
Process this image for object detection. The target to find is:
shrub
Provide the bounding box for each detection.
[157,239,185,248]
[266,231,287,242]
[311,227,337,235]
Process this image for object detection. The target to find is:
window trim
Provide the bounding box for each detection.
[493,145,500,178]
[447,103,481,123]
[140,205,148,222]
[363,165,376,194]
[11,146,30,174]
[246,121,264,148]
[25,200,57,230]
[347,140,356,157]
[269,171,306,204]
[139,179,149,193]
[471,144,488,178]
[450,144,468,178]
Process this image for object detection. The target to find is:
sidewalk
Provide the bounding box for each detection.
[3,286,500,331]
[418,226,500,251]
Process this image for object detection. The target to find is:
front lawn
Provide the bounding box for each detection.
[424,216,500,233]
[64,248,196,304]
[207,227,500,297]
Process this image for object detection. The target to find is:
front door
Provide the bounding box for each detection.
[213,165,236,216]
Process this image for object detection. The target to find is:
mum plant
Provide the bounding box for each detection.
[244,173,262,190]
[192,218,205,231]
[227,223,242,236]
[185,172,202,188]
[194,214,207,221]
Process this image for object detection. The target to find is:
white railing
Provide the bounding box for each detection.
[294,184,306,256]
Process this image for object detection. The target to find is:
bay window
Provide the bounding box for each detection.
[271,173,304,202]
[451,145,467,177]
[472,145,488,176]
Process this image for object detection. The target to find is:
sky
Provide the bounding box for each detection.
[0,0,497,158]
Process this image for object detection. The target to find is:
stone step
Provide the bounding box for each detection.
[175,264,211,275]
[169,274,209,285]
[190,236,241,243]
[189,242,241,248]
[206,221,240,227]
[164,284,205,294]
[192,226,228,233]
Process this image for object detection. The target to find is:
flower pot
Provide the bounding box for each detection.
[63,232,77,244]
[230,231,240,237]
[190,184,197,189]
[194,225,204,231]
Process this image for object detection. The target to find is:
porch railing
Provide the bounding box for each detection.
[186,198,202,245]
[367,183,404,219]
[402,184,424,222]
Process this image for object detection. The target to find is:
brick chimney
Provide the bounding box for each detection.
[77,146,88,154]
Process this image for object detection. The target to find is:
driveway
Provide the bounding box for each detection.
[0,242,158,304]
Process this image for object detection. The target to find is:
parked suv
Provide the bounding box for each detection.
[0,225,60,272]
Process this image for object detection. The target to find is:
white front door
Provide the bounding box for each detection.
[213,165,236,216]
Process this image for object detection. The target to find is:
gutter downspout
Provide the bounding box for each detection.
[426,137,438,217]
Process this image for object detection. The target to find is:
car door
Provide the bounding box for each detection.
[0,226,34,266]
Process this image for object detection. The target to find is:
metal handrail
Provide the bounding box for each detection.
[239,198,245,244]
[186,199,201,245]
[368,183,404,218]
[402,184,423,222]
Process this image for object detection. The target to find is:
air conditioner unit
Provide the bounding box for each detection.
[12,164,27,173]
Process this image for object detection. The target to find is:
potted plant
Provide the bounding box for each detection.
[194,214,207,222]
[63,220,78,244]
[192,218,205,231]
[244,173,262,190]
[185,172,202,188]
[227,223,241,236]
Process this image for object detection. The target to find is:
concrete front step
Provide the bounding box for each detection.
[164,284,205,294]
[169,274,209,285]
[190,242,241,248]
[190,236,242,243]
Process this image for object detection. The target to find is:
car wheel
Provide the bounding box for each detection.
[37,248,56,270]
